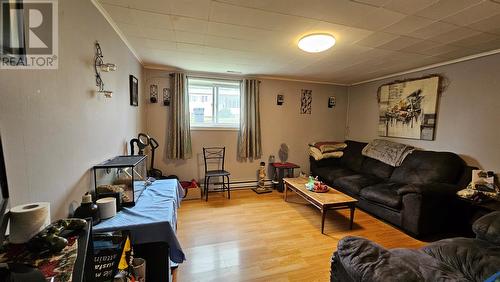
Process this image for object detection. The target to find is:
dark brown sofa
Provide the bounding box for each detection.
[310,140,473,237]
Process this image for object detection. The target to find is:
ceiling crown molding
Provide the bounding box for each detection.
[91,0,143,65]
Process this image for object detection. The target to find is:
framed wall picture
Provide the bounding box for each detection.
[300,89,312,114]
[129,75,138,106]
[378,75,441,140]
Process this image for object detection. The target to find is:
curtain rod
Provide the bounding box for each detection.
[169,72,260,83]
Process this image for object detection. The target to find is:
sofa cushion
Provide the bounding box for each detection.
[390,150,465,185]
[340,140,367,172]
[422,237,500,282]
[360,158,394,179]
[333,174,383,196]
[360,183,405,209]
[473,211,500,245]
[313,166,356,184]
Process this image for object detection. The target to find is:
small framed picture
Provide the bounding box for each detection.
[129,75,138,106]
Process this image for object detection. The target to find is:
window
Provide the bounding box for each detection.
[188,77,241,128]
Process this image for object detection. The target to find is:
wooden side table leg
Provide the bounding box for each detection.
[321,208,327,234]
[284,182,288,201]
[278,168,285,192]
[349,205,355,230]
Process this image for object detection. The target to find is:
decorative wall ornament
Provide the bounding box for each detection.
[277,93,284,105]
[129,75,138,106]
[163,88,171,106]
[300,89,312,114]
[328,96,336,108]
[150,84,158,103]
[94,41,117,98]
[378,75,442,140]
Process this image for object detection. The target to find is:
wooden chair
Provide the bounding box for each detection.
[203,147,230,201]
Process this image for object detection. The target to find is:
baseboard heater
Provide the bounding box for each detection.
[203,179,274,192]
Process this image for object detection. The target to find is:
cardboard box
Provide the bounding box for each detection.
[183,186,202,200]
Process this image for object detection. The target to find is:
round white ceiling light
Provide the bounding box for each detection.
[298,33,336,53]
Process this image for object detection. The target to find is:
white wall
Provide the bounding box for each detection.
[0,0,145,220]
[347,54,500,172]
[144,69,348,183]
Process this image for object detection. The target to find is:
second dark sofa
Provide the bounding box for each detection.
[310,140,473,237]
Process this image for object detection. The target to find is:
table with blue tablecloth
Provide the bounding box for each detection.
[94,179,185,280]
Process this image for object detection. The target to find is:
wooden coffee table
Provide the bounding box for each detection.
[284,177,358,234]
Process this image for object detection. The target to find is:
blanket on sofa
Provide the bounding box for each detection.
[308,141,346,161]
[362,139,414,167]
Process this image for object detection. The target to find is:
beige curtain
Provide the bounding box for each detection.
[237,79,262,160]
[166,73,192,160]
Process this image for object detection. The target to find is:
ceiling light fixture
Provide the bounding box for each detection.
[298,33,336,53]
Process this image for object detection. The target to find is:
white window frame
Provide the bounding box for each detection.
[188,76,242,130]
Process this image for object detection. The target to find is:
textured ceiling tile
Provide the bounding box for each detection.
[449,33,500,49]
[101,4,134,24]
[116,23,143,37]
[130,0,175,14]
[210,1,315,32]
[170,0,211,20]
[427,27,481,44]
[120,23,174,40]
[210,0,331,22]
[435,48,480,59]
[417,44,461,56]
[409,21,458,39]
[128,37,176,51]
[204,34,264,52]
[99,0,500,83]
[207,22,274,41]
[351,8,406,30]
[350,0,392,7]
[415,0,482,20]
[176,43,205,54]
[377,36,422,51]
[142,28,176,40]
[442,1,500,26]
[382,15,435,34]
[100,0,131,6]
[355,32,399,47]
[319,0,375,26]
[335,27,374,44]
[399,40,442,53]
[469,14,500,34]
[175,30,206,45]
[132,10,172,30]
[469,36,500,51]
[383,0,438,15]
[171,16,208,33]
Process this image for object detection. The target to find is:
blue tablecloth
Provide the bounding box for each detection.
[94,179,186,263]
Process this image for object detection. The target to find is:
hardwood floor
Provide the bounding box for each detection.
[174,189,425,281]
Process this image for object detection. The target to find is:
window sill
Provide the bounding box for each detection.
[190,126,239,131]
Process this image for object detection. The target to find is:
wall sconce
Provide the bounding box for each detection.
[277,94,284,105]
[150,84,158,103]
[94,41,117,98]
[163,88,171,106]
[328,96,336,108]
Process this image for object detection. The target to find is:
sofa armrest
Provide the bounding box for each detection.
[336,236,466,281]
[397,183,460,196]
